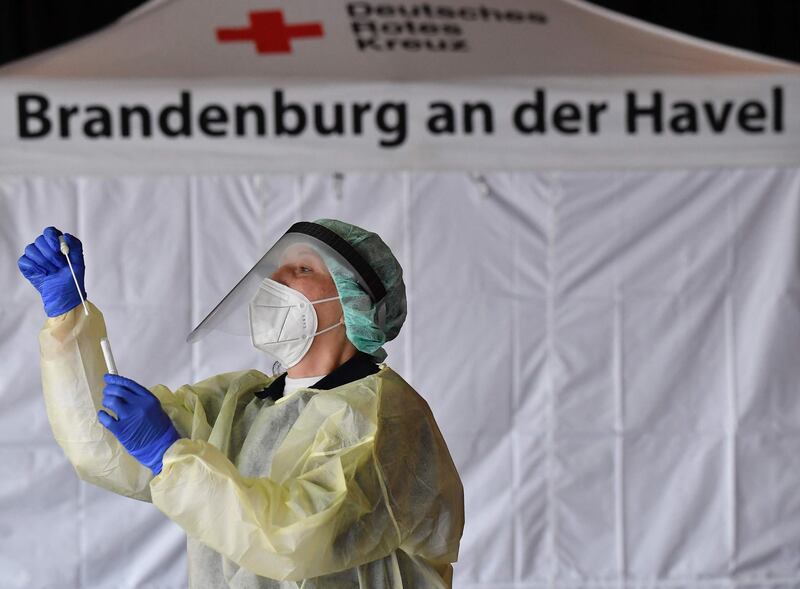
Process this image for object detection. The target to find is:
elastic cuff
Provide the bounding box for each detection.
[143,427,182,476]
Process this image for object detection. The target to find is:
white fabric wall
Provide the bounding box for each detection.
[2,167,800,588]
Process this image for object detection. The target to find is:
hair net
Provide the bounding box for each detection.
[312,219,406,362]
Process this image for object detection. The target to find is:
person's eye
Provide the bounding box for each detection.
[299,266,312,273]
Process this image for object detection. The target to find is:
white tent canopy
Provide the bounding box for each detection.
[0,0,798,174]
[1,2,799,588]
[3,0,797,79]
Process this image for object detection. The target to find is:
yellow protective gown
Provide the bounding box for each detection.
[39,303,465,588]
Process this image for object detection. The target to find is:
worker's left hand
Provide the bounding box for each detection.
[98,374,181,476]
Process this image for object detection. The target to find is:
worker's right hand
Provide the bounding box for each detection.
[17,226,87,317]
[98,374,181,476]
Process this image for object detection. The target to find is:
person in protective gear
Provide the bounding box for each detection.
[19,221,464,588]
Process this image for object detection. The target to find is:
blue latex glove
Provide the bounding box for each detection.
[17,226,87,317]
[98,374,181,476]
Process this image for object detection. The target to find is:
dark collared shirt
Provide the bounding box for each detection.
[254,351,380,402]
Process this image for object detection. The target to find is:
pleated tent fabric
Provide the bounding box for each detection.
[3,168,800,587]
[0,0,799,588]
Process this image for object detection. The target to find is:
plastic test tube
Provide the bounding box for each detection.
[100,337,118,375]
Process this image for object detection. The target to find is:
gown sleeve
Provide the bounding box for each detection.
[38,302,258,502]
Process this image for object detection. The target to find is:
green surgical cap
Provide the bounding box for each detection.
[313,219,407,362]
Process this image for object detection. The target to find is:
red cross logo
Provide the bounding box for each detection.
[216,10,324,54]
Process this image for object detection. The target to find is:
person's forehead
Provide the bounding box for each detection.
[279,243,326,266]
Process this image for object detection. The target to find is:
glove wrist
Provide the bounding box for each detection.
[44,292,87,318]
[132,425,181,476]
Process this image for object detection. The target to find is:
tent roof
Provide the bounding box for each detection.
[2,0,798,80]
[0,0,796,175]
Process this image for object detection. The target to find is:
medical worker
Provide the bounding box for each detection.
[19,220,464,588]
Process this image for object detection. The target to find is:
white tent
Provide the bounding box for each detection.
[1,1,799,587]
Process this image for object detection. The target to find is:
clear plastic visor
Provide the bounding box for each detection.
[187,232,368,343]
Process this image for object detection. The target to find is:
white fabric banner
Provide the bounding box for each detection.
[0,77,798,174]
[2,166,800,587]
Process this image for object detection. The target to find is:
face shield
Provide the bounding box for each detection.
[187,222,387,344]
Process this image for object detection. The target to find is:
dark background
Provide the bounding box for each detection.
[1,0,799,67]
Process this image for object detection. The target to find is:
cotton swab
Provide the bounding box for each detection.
[58,235,89,317]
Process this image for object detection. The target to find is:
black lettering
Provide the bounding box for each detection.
[458,8,477,19]
[376,102,407,147]
[626,91,663,134]
[427,102,457,134]
[405,21,423,34]
[773,86,784,133]
[382,22,404,35]
[351,21,376,36]
[313,103,345,135]
[234,104,266,136]
[737,101,767,133]
[552,102,581,134]
[425,39,454,52]
[159,90,192,137]
[402,39,422,51]
[199,104,228,137]
[513,89,547,134]
[703,101,733,133]
[669,102,698,134]
[478,6,503,20]
[587,102,608,134]
[83,106,112,138]
[463,102,493,134]
[274,90,306,136]
[347,2,371,17]
[120,105,152,137]
[351,102,372,134]
[357,38,382,51]
[17,93,51,138]
[58,106,79,138]
[452,39,468,52]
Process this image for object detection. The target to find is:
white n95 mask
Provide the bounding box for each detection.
[248,278,342,369]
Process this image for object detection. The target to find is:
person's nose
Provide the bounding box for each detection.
[270,266,291,287]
